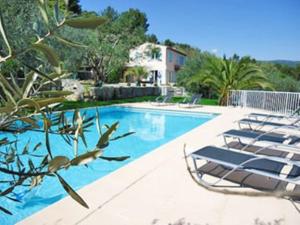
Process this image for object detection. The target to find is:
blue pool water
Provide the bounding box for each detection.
[0,106,216,224]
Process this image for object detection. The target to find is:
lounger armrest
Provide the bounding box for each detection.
[267,143,300,154]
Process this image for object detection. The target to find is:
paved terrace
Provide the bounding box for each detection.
[19,103,300,225]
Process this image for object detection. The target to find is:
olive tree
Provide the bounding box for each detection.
[0,0,132,215]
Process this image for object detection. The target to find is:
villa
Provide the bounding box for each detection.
[127,42,187,85]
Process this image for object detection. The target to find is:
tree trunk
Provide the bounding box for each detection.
[218,93,228,106]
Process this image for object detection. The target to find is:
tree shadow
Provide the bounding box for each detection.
[150,217,285,225]
[16,194,63,209]
[151,218,206,225]
[254,218,284,225]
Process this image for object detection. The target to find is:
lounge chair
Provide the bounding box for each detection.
[150,95,172,106]
[226,141,300,159]
[179,94,202,108]
[191,146,300,189]
[238,118,300,130]
[222,129,300,147]
[248,107,300,121]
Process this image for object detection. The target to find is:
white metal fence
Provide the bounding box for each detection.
[227,90,300,114]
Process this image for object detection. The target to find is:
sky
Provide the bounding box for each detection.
[80,0,300,61]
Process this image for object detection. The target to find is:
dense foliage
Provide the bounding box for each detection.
[83,7,149,85]
[0,0,132,216]
[177,46,300,101]
[178,55,271,105]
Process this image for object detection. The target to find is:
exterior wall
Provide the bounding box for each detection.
[127,43,167,85]
[127,43,186,86]
[165,49,186,84]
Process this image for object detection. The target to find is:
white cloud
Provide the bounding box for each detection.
[211,48,218,54]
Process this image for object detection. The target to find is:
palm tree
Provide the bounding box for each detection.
[124,66,148,86]
[189,56,272,105]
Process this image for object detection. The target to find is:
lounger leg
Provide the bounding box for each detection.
[223,135,230,149]
[237,138,244,146]
[238,122,242,130]
[192,158,203,179]
[248,124,253,130]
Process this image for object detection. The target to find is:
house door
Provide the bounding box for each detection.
[154,71,158,83]
[150,70,158,83]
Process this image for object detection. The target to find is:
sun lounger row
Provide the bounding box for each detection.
[247,107,300,121]
[190,109,300,196]
[150,94,202,108]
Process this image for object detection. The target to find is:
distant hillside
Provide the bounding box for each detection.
[261,60,300,67]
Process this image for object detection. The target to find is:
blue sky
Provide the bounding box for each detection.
[81,0,300,60]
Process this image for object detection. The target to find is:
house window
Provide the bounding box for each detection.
[135,52,142,60]
[177,55,185,65]
[168,71,177,83]
[168,51,173,62]
[151,52,160,60]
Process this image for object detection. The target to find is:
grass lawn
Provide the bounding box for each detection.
[57,96,218,111]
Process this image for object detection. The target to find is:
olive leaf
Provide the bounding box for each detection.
[30,175,43,188]
[38,90,73,98]
[48,156,70,173]
[21,63,56,84]
[99,156,130,162]
[65,17,106,29]
[43,117,53,158]
[73,110,82,156]
[110,132,135,141]
[56,174,89,208]
[18,117,39,129]
[35,97,65,109]
[32,43,60,67]
[0,105,14,113]
[22,140,30,154]
[37,1,49,25]
[95,107,102,136]
[0,73,18,104]
[0,138,9,146]
[40,154,49,168]
[53,0,60,25]
[0,12,12,56]
[5,196,21,203]
[41,72,71,85]
[96,122,119,148]
[54,35,87,48]
[33,143,42,152]
[17,98,41,112]
[5,151,15,164]
[22,71,36,98]
[70,150,103,166]
[0,206,12,215]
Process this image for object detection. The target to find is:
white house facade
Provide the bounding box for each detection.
[127,42,186,86]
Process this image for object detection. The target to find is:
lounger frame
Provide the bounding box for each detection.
[191,146,300,187]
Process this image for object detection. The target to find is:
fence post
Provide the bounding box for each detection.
[262,92,266,110]
[227,90,231,106]
[242,91,247,108]
[284,93,289,114]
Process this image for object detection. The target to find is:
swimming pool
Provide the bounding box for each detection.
[0,106,217,224]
